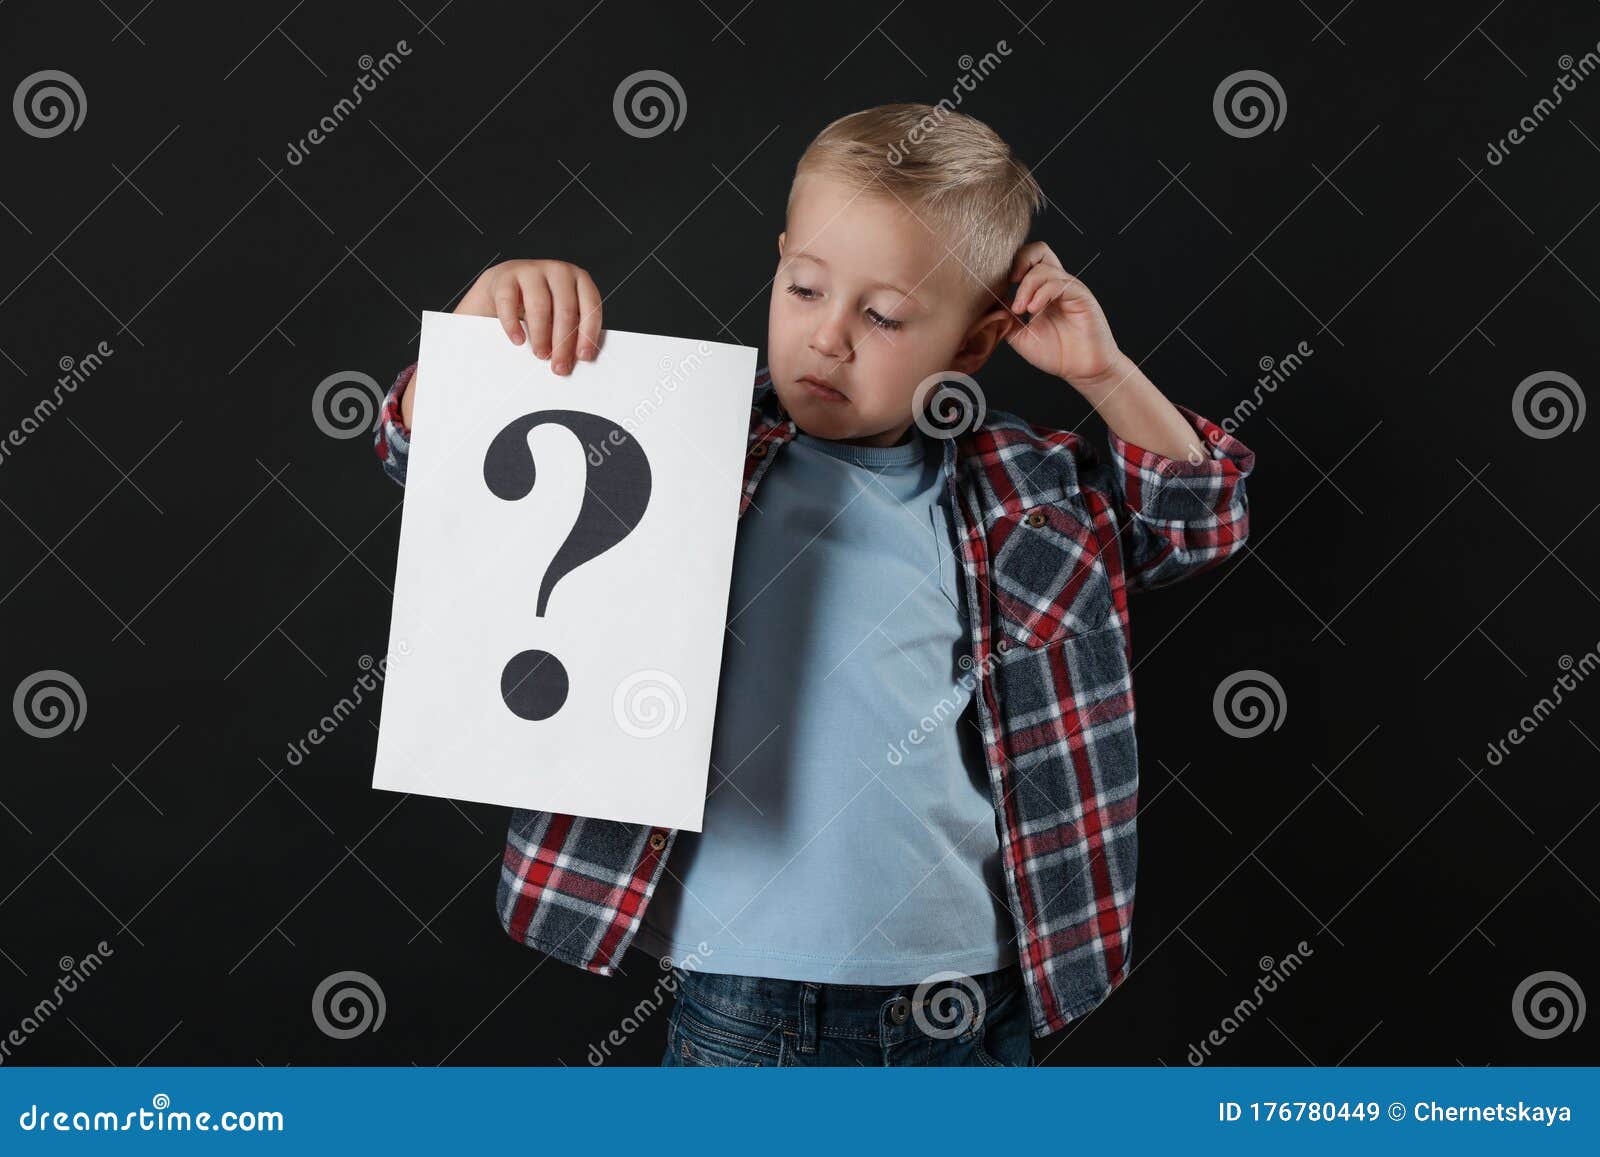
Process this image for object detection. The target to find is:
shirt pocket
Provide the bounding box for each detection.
[987,497,1113,649]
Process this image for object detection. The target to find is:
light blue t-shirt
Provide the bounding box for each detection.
[632,424,1017,982]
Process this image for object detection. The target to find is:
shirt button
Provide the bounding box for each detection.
[748,442,767,458]
[648,831,667,850]
[887,996,911,1024]
[1025,509,1046,528]
[996,637,1010,653]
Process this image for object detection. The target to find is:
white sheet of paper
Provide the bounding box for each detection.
[372,311,757,831]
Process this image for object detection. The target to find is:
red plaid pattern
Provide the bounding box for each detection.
[374,360,1254,1037]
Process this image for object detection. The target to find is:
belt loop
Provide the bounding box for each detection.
[798,981,819,1054]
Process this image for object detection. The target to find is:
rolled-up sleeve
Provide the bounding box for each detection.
[372,362,417,488]
[1106,404,1254,593]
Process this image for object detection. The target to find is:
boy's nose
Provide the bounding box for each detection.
[808,317,851,360]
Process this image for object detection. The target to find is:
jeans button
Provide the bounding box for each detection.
[887,996,911,1025]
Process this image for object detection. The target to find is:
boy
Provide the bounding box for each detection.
[374,104,1254,1066]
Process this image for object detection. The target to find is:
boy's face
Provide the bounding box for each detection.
[766,173,1014,447]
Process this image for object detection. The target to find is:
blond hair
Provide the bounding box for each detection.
[788,103,1044,307]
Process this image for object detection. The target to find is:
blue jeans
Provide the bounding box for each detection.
[661,964,1033,1066]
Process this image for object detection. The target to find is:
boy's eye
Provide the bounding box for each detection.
[785,283,902,331]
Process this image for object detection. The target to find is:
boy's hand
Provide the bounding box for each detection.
[401,259,602,428]
[1001,242,1206,463]
[457,258,603,370]
[1002,242,1128,397]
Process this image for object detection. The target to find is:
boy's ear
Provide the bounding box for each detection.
[950,304,1020,375]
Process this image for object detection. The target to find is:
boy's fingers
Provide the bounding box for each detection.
[1010,265,1052,312]
[1016,271,1086,315]
[575,269,602,360]
[1026,279,1070,315]
[1009,243,1067,290]
[1008,241,1050,282]
[1047,273,1091,307]
[519,271,553,358]
[547,269,580,374]
[492,275,525,344]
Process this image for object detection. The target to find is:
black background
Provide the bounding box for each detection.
[1,0,1596,1067]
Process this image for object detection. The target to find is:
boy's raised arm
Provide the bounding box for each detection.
[998,240,1255,593]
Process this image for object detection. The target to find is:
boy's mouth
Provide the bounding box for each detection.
[797,374,848,402]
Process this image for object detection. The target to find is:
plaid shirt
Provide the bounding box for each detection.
[374,359,1255,1038]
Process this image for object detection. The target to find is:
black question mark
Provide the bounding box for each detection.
[483,410,652,720]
